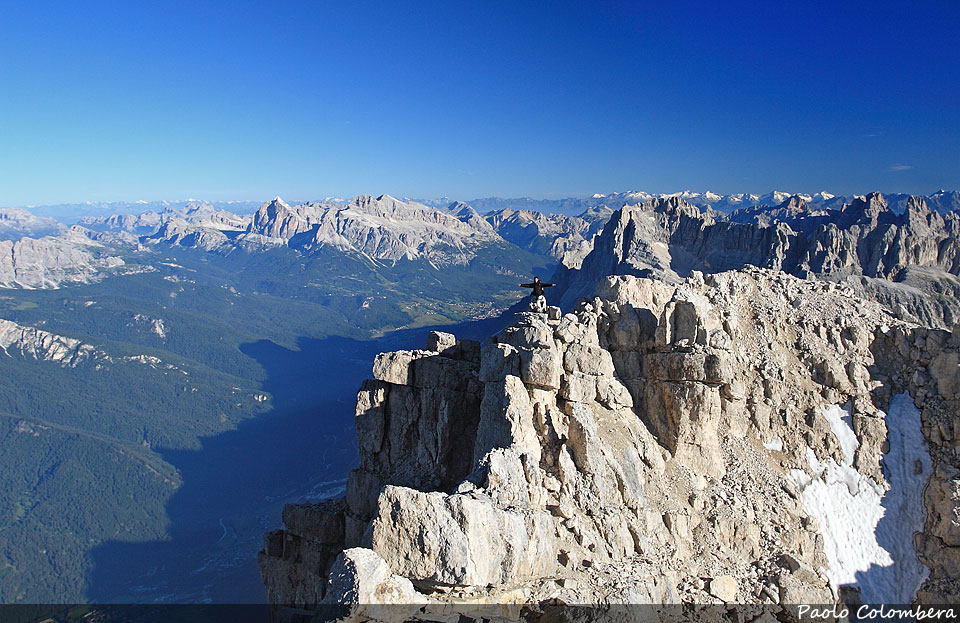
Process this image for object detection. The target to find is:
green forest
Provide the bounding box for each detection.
[0,239,553,602]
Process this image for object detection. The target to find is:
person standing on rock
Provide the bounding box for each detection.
[520,277,555,313]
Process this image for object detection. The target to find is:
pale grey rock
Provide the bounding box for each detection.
[371,350,428,385]
[479,343,520,382]
[370,487,556,586]
[708,575,738,602]
[245,195,500,264]
[0,232,124,288]
[500,313,555,349]
[519,346,562,389]
[263,265,960,609]
[563,343,615,377]
[324,547,422,604]
[474,375,538,461]
[595,376,633,409]
[427,330,456,353]
[559,371,596,403]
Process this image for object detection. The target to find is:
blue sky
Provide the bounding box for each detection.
[1,1,958,205]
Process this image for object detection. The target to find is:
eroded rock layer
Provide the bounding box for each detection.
[555,193,960,328]
[260,268,959,615]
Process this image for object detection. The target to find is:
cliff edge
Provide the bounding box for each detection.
[259,267,960,617]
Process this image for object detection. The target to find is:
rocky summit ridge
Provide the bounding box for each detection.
[554,193,960,329]
[15,190,959,296]
[259,265,960,616]
[0,228,126,289]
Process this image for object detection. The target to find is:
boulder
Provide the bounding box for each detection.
[427,330,456,353]
[324,547,423,604]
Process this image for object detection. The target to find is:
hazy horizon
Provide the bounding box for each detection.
[6,186,960,213]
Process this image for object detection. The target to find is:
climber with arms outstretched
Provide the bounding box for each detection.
[519,276,555,313]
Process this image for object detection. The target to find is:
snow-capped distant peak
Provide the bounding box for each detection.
[660,190,703,201]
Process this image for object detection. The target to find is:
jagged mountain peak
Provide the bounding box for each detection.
[266,196,291,209]
[554,191,960,326]
[781,194,807,211]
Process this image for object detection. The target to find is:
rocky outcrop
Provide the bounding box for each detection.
[0,317,182,373]
[555,193,960,327]
[144,217,231,251]
[241,195,499,264]
[0,230,125,288]
[260,332,483,607]
[0,318,101,367]
[484,207,612,268]
[261,268,959,613]
[0,208,66,240]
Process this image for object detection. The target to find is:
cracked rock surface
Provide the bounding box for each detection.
[260,267,959,614]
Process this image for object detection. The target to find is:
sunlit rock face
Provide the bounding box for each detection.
[260,264,960,612]
[553,194,960,327]
[0,230,124,288]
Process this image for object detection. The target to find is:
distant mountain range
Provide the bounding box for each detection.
[16,199,266,224]
[554,192,960,328]
[1,190,958,290]
[10,189,960,222]
[443,188,960,217]
[78,194,610,269]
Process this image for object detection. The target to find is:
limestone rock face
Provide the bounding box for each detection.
[143,217,229,251]
[323,548,420,605]
[554,193,960,327]
[0,317,180,374]
[261,267,960,611]
[0,318,100,367]
[242,195,500,265]
[0,232,124,288]
[483,206,612,268]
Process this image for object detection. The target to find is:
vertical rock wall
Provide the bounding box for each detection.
[260,268,959,613]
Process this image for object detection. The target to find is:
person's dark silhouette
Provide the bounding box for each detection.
[520,277,555,312]
[519,277,555,297]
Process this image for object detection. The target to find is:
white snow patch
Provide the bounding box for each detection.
[789,395,932,603]
[874,393,932,601]
[763,438,784,452]
[822,403,858,464]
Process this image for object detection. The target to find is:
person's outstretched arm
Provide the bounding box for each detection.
[544,283,556,287]
[520,283,534,288]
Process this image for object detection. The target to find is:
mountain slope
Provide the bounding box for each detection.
[242,195,498,264]
[553,193,960,327]
[0,229,127,289]
[260,268,960,610]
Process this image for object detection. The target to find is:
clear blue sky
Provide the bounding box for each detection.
[1,1,958,206]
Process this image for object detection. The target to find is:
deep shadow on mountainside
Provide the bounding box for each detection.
[85,315,513,603]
